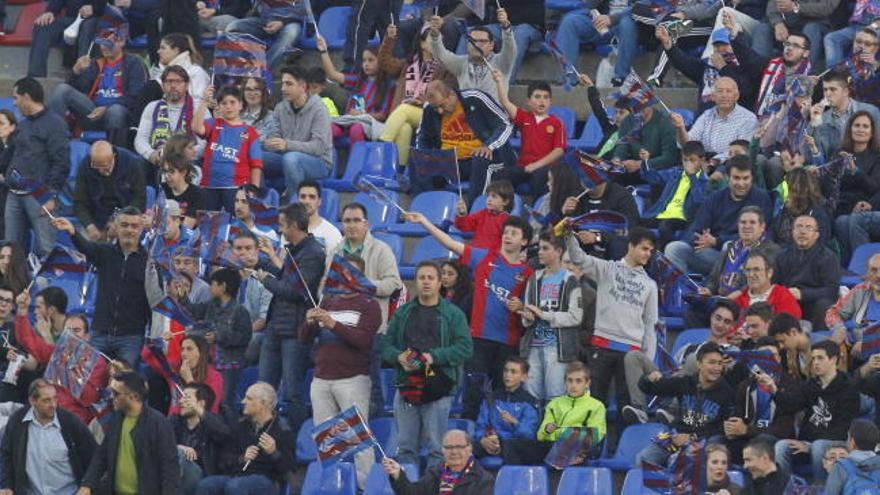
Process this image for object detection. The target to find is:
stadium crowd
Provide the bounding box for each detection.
[2,0,880,494]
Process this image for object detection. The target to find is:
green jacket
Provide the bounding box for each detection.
[537,392,606,443]
[379,298,473,388]
[613,109,679,170]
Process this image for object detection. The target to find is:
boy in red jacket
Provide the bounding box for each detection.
[453,180,514,251]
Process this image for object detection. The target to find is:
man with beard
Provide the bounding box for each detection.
[171,383,231,494]
[232,185,280,244]
[297,180,341,255]
[231,231,273,365]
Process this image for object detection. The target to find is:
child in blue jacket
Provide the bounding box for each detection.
[473,356,540,458]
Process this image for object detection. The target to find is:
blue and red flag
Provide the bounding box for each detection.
[246,194,279,228]
[6,170,55,205]
[311,405,375,464]
[543,427,599,470]
[641,461,672,493]
[544,32,579,90]
[568,210,628,237]
[408,148,460,188]
[670,438,706,495]
[212,32,269,80]
[324,254,377,296]
[152,188,168,238]
[44,331,102,401]
[861,321,880,359]
[462,0,486,19]
[728,349,783,381]
[646,251,703,309]
[152,296,195,327]
[611,69,658,113]
[95,5,129,44]
[775,76,811,155]
[204,238,243,270]
[38,245,89,276]
[354,174,405,217]
[197,210,231,260]
[141,337,184,408]
[563,150,624,191]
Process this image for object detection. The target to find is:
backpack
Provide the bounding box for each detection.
[838,458,880,495]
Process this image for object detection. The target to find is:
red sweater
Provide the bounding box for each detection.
[298,293,381,380]
[165,354,224,415]
[734,284,803,319]
[453,209,509,251]
[14,315,109,424]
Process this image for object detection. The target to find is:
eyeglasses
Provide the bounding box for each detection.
[783,42,806,50]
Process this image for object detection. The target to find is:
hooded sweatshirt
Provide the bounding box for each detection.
[270,94,333,167]
[638,374,735,438]
[774,372,859,442]
[823,450,880,495]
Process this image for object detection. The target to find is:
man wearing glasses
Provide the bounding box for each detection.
[733,251,803,320]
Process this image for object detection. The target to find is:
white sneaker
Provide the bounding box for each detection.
[622,405,649,424]
[654,408,675,425]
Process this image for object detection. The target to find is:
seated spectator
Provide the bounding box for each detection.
[379,261,473,468]
[173,383,231,495]
[614,103,679,186]
[162,153,204,228]
[741,437,795,493]
[824,3,880,68]
[135,66,203,186]
[230,231,272,365]
[554,3,637,87]
[635,343,735,467]
[733,252,803,319]
[838,27,880,109]
[751,0,844,71]
[760,340,859,482]
[297,180,341,254]
[0,243,29,298]
[226,0,304,69]
[473,356,540,459]
[440,261,473,319]
[0,285,26,403]
[677,299,741,367]
[73,140,147,241]
[47,9,146,148]
[670,77,758,164]
[262,66,333,199]
[665,157,772,275]
[54,210,151,367]
[809,71,880,164]
[80,371,181,494]
[298,254,380,487]
[823,419,880,495]
[382,429,494,495]
[152,334,224,416]
[427,10,515,101]
[820,441,850,478]
[493,75,565,197]
[232,186,279,244]
[859,351,880,426]
[2,78,70,258]
[28,0,101,78]
[162,200,196,248]
[502,361,606,466]
[415,77,516,205]
[453,180,513,251]
[193,85,263,212]
[306,67,340,118]
[241,77,278,150]
[143,33,210,109]
[195,0,250,37]
[316,37,396,146]
[768,312,812,381]
[639,141,710,249]
[377,23,445,167]
[13,292,112,425]
[177,268,251,412]
[196,382,294,493]
[528,163,586,240]
[0,378,97,495]
[770,168,832,247]
[706,444,744,495]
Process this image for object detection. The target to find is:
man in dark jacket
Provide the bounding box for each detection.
[254,203,325,433]
[73,140,147,240]
[382,429,493,495]
[172,383,231,495]
[417,77,516,205]
[52,207,150,368]
[742,437,797,495]
[47,7,147,147]
[80,371,180,495]
[773,214,840,330]
[2,77,70,258]
[0,379,96,495]
[561,177,640,261]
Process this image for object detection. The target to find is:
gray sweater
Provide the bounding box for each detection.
[566,234,658,359]
[430,26,516,101]
[269,94,333,167]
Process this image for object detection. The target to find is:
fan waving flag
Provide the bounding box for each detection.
[775,76,813,155]
[6,170,55,206]
[641,461,672,493]
[563,150,624,191]
[670,439,707,495]
[312,406,376,464]
[325,254,377,296]
[246,193,279,228]
[611,69,658,113]
[646,251,705,309]
[151,188,168,238]
[44,331,102,401]
[568,210,628,237]
[204,238,244,270]
[213,32,269,80]
[462,0,486,20]
[152,296,195,327]
[38,245,89,276]
[197,210,231,260]
[408,148,460,188]
[544,427,599,470]
[729,349,783,381]
[544,32,579,90]
[354,175,406,216]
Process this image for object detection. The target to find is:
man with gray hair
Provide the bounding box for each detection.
[196,382,294,494]
[382,429,494,494]
[826,252,880,349]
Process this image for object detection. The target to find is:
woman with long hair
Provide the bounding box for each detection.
[440,261,473,319]
[0,110,17,237]
[168,334,223,415]
[240,76,277,145]
[0,241,29,296]
[150,33,210,104]
[527,163,586,243]
[772,168,830,247]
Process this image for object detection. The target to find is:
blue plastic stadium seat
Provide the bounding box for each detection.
[0,97,23,120]
[302,461,358,495]
[235,366,260,406]
[591,423,665,471]
[479,456,504,470]
[68,140,91,188]
[557,467,613,495]
[386,191,457,237]
[296,419,317,464]
[364,462,418,495]
[79,130,107,143]
[842,243,880,286]
[299,6,379,51]
[671,328,710,361]
[400,235,462,279]
[546,0,587,11]
[550,106,577,139]
[569,108,615,152]
[369,417,398,459]
[494,465,549,495]
[323,142,399,192]
[621,468,659,495]
[671,108,695,127]
[318,188,339,221]
[448,418,475,436]
[353,190,401,227]
[380,368,396,415]
[372,232,403,264]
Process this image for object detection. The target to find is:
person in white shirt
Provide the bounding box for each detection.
[298,179,341,255]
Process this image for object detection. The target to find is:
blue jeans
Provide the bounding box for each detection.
[89,334,144,369]
[262,151,330,197]
[28,15,97,77]
[555,8,638,80]
[774,438,835,482]
[525,344,567,402]
[196,474,279,495]
[835,214,856,265]
[394,392,452,469]
[463,23,543,83]
[824,25,859,68]
[179,450,204,495]
[47,83,131,145]
[664,240,720,275]
[259,334,308,431]
[226,17,302,69]
[4,193,56,258]
[752,21,830,70]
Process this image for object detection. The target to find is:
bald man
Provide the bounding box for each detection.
[827,252,880,351]
[72,140,147,240]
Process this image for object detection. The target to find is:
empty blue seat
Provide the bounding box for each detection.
[494,465,549,495]
[448,418,475,436]
[299,6,379,51]
[386,191,457,237]
[591,423,665,471]
[671,328,710,361]
[400,235,462,279]
[302,461,358,495]
[235,366,260,405]
[621,468,660,495]
[353,190,401,227]
[557,467,613,495]
[479,456,504,470]
[373,232,403,264]
[68,140,90,187]
[323,142,399,192]
[79,130,107,143]
[842,242,880,286]
[549,106,577,139]
[296,419,317,464]
[369,417,398,459]
[0,97,21,120]
[318,188,339,221]
[569,108,614,152]
[364,462,418,495]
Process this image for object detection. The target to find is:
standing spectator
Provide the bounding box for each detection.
[262,66,333,199]
[665,157,772,275]
[47,9,147,148]
[79,371,181,495]
[752,0,845,72]
[196,382,294,493]
[768,313,812,382]
[172,383,231,495]
[299,255,380,487]
[823,419,880,495]
[0,110,17,238]
[473,356,539,460]
[27,0,103,78]
[741,438,792,494]
[297,180,342,254]
[2,78,69,258]
[761,340,860,481]
[772,215,840,329]
[342,0,402,70]
[161,153,204,228]
[379,261,472,468]
[253,203,325,432]
[232,186,279,244]
[230,231,272,365]
[0,379,96,495]
[51,209,150,367]
[440,261,473,319]
[226,0,303,69]
[73,140,147,241]
[733,252,803,319]
[452,180,513,251]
